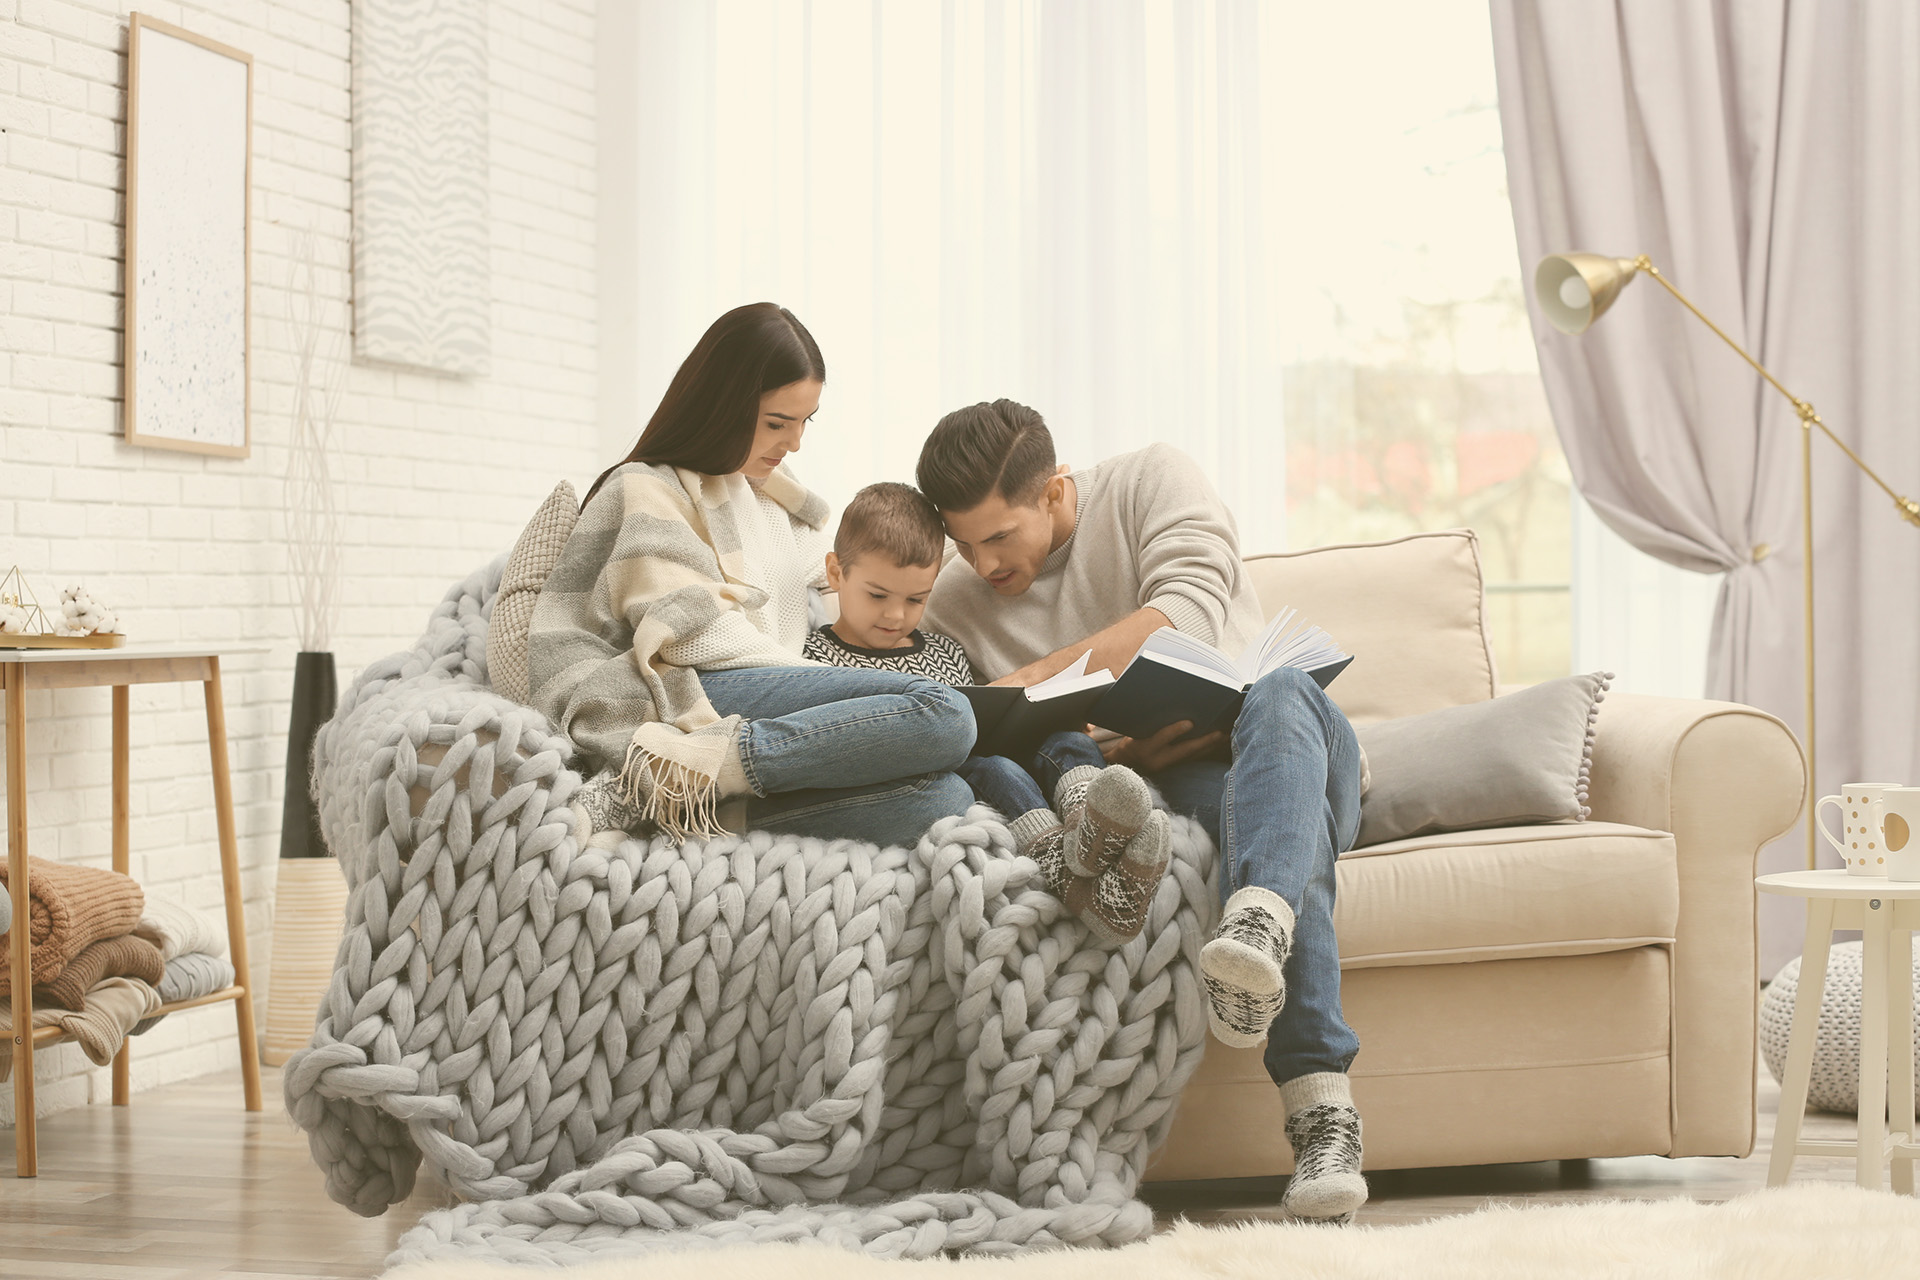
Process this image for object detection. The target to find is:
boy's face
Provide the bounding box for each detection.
[826,553,939,649]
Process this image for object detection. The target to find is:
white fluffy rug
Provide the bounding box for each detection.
[384,1184,1920,1280]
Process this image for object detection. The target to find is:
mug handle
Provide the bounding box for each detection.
[1814,794,1849,856]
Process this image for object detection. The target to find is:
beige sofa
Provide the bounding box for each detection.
[1144,529,1806,1180]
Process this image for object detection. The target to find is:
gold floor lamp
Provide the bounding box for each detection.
[1534,253,1920,869]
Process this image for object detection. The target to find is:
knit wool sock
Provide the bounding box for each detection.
[1016,814,1082,906]
[1060,765,1153,877]
[571,770,649,848]
[1082,809,1171,945]
[1200,885,1294,1047]
[1279,1073,1367,1223]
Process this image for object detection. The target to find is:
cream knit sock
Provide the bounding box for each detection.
[1279,1072,1367,1223]
[1200,885,1294,1047]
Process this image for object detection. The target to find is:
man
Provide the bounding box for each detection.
[918,399,1367,1223]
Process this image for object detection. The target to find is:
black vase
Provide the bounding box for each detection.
[279,650,338,859]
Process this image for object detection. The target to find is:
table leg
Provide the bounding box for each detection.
[1860,900,1891,1190]
[1891,924,1916,1196]
[111,685,130,1108]
[6,663,37,1177]
[202,660,262,1112]
[1769,897,1836,1187]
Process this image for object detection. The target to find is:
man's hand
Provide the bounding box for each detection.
[1100,721,1227,772]
[989,661,1052,688]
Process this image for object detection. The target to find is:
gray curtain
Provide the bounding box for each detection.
[1492,0,1920,973]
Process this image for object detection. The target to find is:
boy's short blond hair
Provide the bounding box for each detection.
[834,483,946,569]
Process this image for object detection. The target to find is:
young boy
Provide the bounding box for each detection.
[804,483,1169,942]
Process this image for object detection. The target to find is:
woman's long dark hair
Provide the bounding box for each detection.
[585,303,825,506]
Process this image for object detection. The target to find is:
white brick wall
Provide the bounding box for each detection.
[1,0,598,1121]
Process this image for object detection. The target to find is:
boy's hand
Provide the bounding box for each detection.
[1100,721,1227,772]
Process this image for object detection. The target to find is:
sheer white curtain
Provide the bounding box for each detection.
[598,0,1284,553]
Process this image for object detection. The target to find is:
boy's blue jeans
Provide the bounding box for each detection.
[957,731,1108,819]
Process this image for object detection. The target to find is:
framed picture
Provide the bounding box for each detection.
[124,13,253,458]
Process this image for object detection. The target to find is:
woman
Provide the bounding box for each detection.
[527,303,976,847]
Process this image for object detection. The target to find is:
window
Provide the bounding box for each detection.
[1261,1,1571,685]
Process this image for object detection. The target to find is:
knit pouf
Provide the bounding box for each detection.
[1760,941,1920,1113]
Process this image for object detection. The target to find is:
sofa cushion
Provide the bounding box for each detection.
[1242,529,1497,725]
[1353,672,1612,848]
[486,481,578,705]
[1332,821,1678,970]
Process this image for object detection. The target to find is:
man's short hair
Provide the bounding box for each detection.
[834,482,947,569]
[916,399,1056,512]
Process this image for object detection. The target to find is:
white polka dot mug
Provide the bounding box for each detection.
[1815,782,1904,876]
[1869,787,1920,882]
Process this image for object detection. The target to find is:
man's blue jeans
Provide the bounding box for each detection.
[1154,666,1363,1087]
[699,666,976,848]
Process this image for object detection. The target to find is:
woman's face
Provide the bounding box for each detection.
[738,379,822,480]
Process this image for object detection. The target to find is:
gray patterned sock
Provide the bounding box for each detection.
[571,769,649,846]
[1082,810,1171,944]
[1060,765,1153,878]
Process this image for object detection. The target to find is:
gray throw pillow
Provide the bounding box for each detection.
[1352,672,1612,849]
[486,481,579,706]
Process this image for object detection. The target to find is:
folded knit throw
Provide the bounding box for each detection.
[132,952,238,1036]
[34,932,166,1011]
[0,976,162,1081]
[286,564,1222,1272]
[132,896,230,962]
[0,856,145,995]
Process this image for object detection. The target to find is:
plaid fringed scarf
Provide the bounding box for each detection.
[527,461,830,839]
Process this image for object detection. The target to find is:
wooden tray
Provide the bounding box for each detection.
[0,632,127,649]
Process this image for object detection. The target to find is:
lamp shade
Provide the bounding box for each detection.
[1534,253,1641,334]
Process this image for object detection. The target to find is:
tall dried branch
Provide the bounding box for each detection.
[284,227,347,653]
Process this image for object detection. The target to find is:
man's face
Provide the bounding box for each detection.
[939,487,1060,596]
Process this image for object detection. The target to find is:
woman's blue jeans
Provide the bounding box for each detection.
[698,666,977,848]
[1152,665,1363,1088]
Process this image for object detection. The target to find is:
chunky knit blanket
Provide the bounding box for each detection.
[284,560,1219,1270]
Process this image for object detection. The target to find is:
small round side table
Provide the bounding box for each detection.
[1757,869,1920,1193]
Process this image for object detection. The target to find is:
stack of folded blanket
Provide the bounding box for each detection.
[130,896,235,1036]
[0,858,233,1076]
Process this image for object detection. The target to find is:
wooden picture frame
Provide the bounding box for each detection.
[124,13,253,458]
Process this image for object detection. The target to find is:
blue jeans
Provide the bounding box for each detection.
[1153,666,1362,1087]
[699,666,977,848]
[956,731,1108,819]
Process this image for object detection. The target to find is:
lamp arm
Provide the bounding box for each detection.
[1635,256,1920,525]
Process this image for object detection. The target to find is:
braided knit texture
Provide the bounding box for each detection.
[283,559,1221,1271]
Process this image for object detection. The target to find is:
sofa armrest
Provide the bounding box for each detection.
[1585,693,1806,1157]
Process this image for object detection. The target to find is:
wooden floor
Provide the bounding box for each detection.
[0,1060,1869,1279]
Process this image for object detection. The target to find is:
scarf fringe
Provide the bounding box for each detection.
[620,739,727,843]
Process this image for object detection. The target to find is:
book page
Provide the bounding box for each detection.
[1237,608,1349,683]
[1030,661,1116,702]
[1135,627,1239,680]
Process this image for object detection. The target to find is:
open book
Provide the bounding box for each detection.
[960,652,1116,760]
[1088,609,1352,741]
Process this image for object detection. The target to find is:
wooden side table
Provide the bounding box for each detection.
[1758,869,1920,1193]
[4,646,266,1177]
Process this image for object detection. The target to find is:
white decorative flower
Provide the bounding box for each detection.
[0,603,27,634]
[54,584,122,635]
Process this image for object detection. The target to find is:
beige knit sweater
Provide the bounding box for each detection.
[924,443,1266,682]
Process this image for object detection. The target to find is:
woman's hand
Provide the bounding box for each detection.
[1100,721,1227,772]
